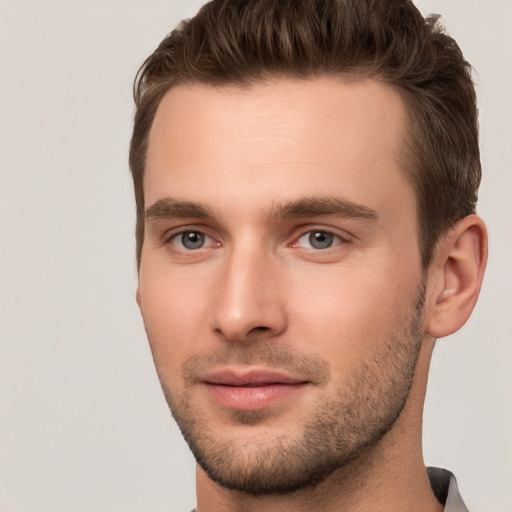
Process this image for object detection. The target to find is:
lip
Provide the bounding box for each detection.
[201,368,309,411]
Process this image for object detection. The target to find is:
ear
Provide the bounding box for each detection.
[425,214,488,338]
[136,288,142,308]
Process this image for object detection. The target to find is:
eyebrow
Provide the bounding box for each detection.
[144,196,379,223]
[268,196,379,222]
[145,198,216,222]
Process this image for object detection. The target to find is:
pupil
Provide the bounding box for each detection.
[182,231,204,249]
[309,231,333,249]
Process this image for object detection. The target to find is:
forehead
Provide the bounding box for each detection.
[145,77,413,219]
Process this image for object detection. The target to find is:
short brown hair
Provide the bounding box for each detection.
[130,0,480,268]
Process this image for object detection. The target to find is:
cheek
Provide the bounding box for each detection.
[138,262,211,373]
[287,262,417,364]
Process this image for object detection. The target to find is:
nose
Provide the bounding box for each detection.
[210,244,287,342]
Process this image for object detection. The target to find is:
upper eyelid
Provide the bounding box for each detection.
[293,230,348,249]
[292,225,353,242]
[158,224,353,245]
[166,229,220,252]
[161,224,218,242]
[298,229,347,239]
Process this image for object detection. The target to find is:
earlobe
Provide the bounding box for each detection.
[426,215,487,339]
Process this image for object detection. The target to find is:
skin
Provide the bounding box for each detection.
[137,78,487,512]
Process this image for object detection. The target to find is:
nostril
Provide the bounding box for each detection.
[251,326,271,333]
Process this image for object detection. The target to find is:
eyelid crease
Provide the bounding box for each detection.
[290,222,354,241]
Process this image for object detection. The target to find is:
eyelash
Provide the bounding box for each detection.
[164,229,218,250]
[292,229,348,250]
[164,226,350,252]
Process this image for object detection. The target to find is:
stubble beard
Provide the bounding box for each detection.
[156,282,426,496]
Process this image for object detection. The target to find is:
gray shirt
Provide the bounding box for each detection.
[428,467,470,512]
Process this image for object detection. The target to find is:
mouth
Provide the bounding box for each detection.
[201,368,309,411]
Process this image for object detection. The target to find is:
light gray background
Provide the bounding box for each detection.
[0,1,510,511]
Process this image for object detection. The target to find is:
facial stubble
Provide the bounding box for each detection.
[154,282,426,496]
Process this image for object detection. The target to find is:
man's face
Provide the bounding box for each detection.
[138,78,426,494]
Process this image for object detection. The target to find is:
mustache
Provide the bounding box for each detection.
[182,340,331,386]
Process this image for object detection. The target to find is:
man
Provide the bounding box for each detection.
[130,1,487,510]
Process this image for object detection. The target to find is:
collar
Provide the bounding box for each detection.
[427,467,470,511]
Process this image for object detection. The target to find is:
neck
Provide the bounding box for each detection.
[195,337,442,512]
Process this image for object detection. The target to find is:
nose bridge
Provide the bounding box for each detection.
[210,237,286,340]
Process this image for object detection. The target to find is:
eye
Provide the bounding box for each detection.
[296,230,344,250]
[171,230,211,250]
